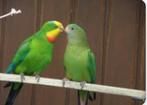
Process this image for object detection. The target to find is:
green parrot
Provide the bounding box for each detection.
[4,20,64,105]
[64,24,96,105]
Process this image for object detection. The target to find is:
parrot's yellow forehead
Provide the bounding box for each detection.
[53,21,63,28]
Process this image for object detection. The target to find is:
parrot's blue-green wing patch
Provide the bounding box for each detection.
[6,36,33,73]
[87,50,96,83]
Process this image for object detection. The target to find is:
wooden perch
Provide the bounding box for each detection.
[0,73,145,101]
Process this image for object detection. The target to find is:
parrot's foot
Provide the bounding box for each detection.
[62,78,69,87]
[20,73,25,82]
[35,74,40,82]
[80,81,86,90]
[34,72,40,82]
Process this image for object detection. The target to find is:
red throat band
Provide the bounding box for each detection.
[47,36,56,43]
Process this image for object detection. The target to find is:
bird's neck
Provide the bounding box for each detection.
[67,40,89,48]
[35,30,55,44]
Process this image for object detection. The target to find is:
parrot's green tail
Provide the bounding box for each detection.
[77,90,96,105]
[5,83,23,105]
[88,92,96,101]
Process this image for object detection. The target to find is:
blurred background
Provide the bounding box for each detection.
[0,0,145,105]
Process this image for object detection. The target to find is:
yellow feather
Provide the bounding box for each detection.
[46,28,61,37]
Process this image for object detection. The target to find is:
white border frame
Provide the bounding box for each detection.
[0,2,146,104]
[142,0,146,105]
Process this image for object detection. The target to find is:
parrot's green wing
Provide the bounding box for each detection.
[87,50,96,101]
[87,50,96,83]
[6,36,33,73]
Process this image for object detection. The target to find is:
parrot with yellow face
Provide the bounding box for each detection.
[5,20,64,105]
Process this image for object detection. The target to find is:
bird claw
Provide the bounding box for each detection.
[80,81,86,90]
[62,78,69,87]
[35,74,40,82]
[20,73,25,82]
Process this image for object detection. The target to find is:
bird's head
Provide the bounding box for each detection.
[65,24,87,44]
[42,20,64,43]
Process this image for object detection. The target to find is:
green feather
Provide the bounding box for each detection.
[87,50,96,83]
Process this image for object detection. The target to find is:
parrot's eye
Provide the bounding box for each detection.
[71,27,74,30]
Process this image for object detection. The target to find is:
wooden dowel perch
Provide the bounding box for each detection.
[0,73,145,101]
